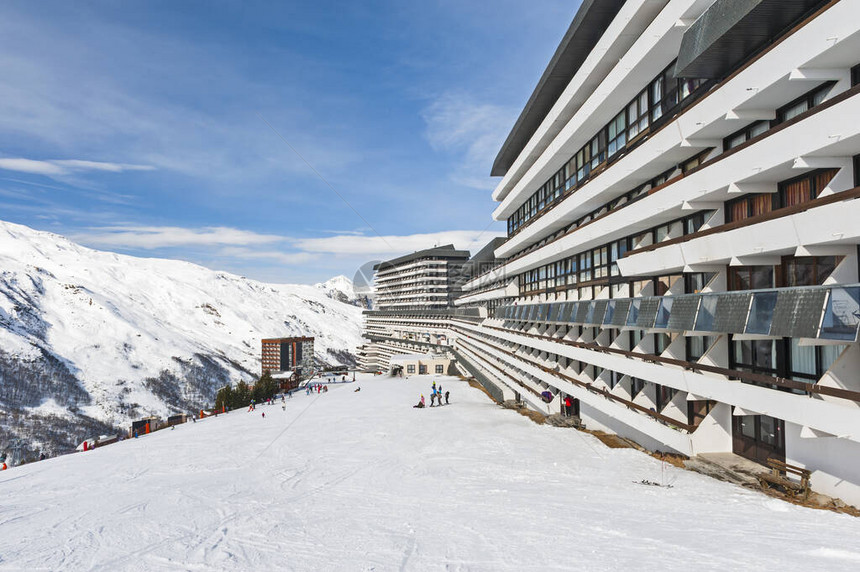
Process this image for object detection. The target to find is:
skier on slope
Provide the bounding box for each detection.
[445,390,450,405]
[413,395,425,408]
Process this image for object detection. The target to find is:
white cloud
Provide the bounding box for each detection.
[422,93,517,190]
[0,157,154,177]
[218,246,317,265]
[295,229,504,257]
[73,226,284,250]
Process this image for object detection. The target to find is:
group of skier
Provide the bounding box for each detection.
[413,380,449,409]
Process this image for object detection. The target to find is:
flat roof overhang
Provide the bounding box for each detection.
[490,0,627,178]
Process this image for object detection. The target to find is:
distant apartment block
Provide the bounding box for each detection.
[261,336,314,376]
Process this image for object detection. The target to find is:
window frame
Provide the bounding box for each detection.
[775,82,836,124]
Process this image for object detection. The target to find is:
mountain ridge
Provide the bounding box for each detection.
[0,220,363,460]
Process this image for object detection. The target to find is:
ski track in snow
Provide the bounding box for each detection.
[1,374,859,571]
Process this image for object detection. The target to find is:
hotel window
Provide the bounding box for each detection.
[732,338,779,376]
[776,82,835,123]
[778,169,838,208]
[684,210,712,235]
[725,193,774,222]
[684,272,713,294]
[435,364,444,374]
[680,149,710,174]
[729,266,774,290]
[781,256,840,287]
[578,251,592,282]
[650,73,664,122]
[589,132,606,171]
[688,400,716,427]
[852,63,860,87]
[629,329,645,350]
[680,77,706,100]
[630,377,645,399]
[607,110,627,158]
[407,364,415,374]
[574,146,591,182]
[686,336,715,362]
[593,246,610,279]
[626,89,649,140]
[654,333,671,355]
[609,238,628,277]
[608,370,623,389]
[855,154,860,187]
[650,65,680,123]
[654,220,681,243]
[656,384,677,411]
[724,120,769,150]
[655,274,682,296]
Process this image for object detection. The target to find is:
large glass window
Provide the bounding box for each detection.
[853,63,860,87]
[589,133,606,170]
[726,193,774,222]
[728,266,774,291]
[776,82,835,123]
[724,120,769,150]
[593,246,609,279]
[733,339,778,374]
[609,239,628,277]
[686,336,715,362]
[656,384,677,411]
[627,90,649,140]
[607,110,627,158]
[781,256,839,287]
[579,252,592,282]
[855,154,860,187]
[778,169,838,208]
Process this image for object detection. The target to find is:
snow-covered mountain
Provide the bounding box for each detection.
[0,220,363,459]
[315,274,358,305]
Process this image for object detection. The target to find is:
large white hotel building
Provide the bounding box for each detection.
[447,0,860,505]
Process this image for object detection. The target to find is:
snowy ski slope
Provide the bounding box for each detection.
[1,373,859,571]
[0,220,363,454]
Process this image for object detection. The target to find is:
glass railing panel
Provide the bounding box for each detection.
[626,298,641,327]
[713,292,752,333]
[694,294,718,332]
[611,299,631,327]
[745,291,777,335]
[636,297,660,329]
[770,289,828,339]
[603,300,616,325]
[654,297,673,329]
[667,295,699,331]
[592,300,608,325]
[820,286,860,342]
[575,301,590,324]
[568,302,581,323]
[584,302,596,324]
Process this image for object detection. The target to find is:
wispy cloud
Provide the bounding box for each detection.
[218,246,318,265]
[295,229,504,257]
[0,157,154,177]
[422,92,516,190]
[72,226,284,250]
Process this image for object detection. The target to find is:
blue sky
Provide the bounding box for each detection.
[0,0,580,284]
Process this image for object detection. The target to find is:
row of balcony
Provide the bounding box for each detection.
[494,284,860,342]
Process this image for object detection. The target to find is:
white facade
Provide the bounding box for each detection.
[453,0,860,506]
[357,245,469,372]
